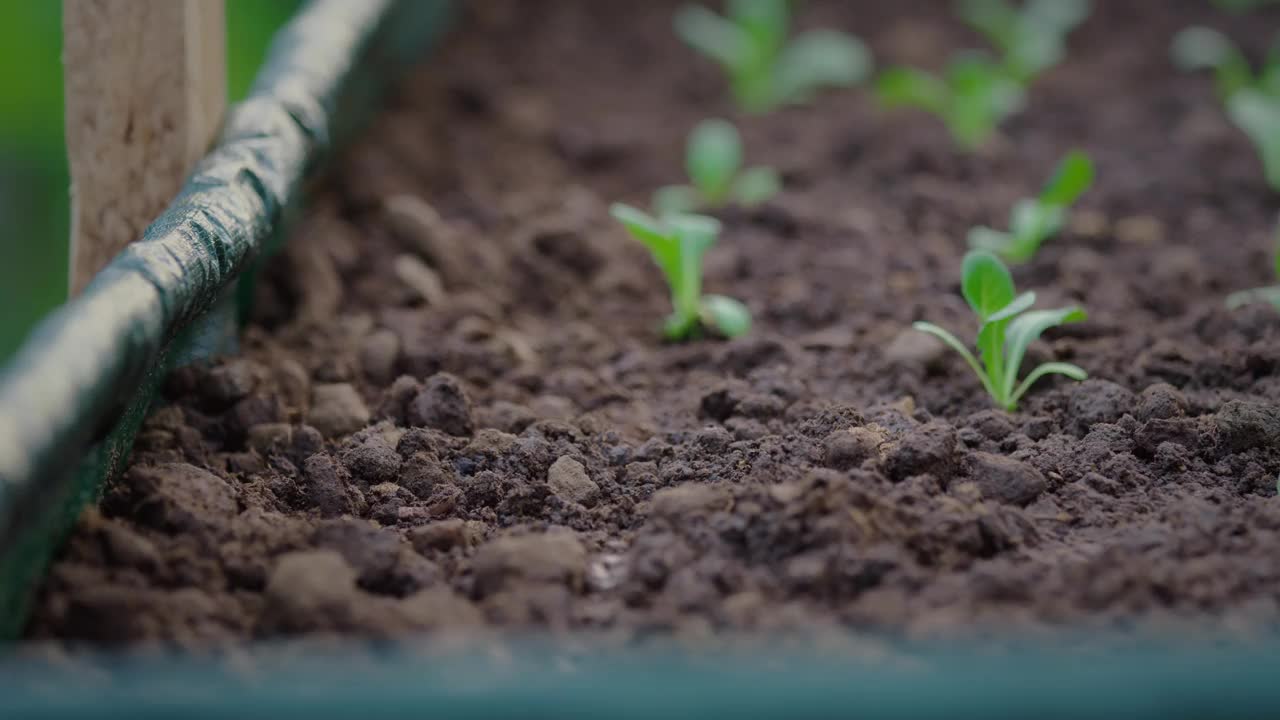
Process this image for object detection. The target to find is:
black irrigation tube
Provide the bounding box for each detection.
[0,0,454,637]
[1,2,1280,717]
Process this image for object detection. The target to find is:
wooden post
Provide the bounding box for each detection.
[63,0,227,296]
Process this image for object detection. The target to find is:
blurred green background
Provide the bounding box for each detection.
[0,0,300,364]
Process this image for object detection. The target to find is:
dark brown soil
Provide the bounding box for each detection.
[25,0,1280,651]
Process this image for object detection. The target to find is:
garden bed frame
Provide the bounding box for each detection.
[1,2,1280,717]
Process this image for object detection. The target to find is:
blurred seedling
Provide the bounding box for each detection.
[676,0,872,112]
[1173,27,1280,190]
[877,0,1088,149]
[875,54,1026,150]
[913,250,1088,410]
[610,203,752,340]
[654,119,781,216]
[969,150,1095,262]
[957,0,1092,84]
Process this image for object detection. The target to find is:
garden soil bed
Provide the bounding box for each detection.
[24,0,1280,651]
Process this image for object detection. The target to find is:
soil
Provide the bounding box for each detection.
[23,0,1280,652]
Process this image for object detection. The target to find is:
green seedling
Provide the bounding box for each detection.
[875,53,1026,149]
[914,250,1087,411]
[957,0,1092,83]
[968,150,1095,262]
[654,119,781,216]
[1226,221,1280,310]
[610,203,752,340]
[675,0,872,112]
[1173,27,1280,190]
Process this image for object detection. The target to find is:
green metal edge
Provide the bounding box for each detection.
[3,639,1280,718]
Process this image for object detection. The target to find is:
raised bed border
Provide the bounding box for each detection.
[3,4,1280,716]
[0,0,454,639]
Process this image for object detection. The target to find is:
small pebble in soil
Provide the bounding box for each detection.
[883,328,946,369]
[260,550,359,634]
[546,455,599,506]
[1136,383,1188,421]
[884,421,957,482]
[117,463,238,534]
[471,529,586,597]
[647,483,731,520]
[1067,380,1135,435]
[962,452,1048,506]
[309,383,371,438]
[1214,400,1280,454]
[341,434,403,487]
[359,329,401,385]
[302,453,356,518]
[408,373,474,436]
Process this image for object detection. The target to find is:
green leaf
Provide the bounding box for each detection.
[663,312,701,341]
[1005,199,1063,262]
[1040,150,1095,206]
[612,203,682,304]
[912,321,998,399]
[1009,361,1088,408]
[1024,0,1090,33]
[1004,25,1065,81]
[961,249,1017,320]
[701,294,753,337]
[774,30,872,103]
[1228,90,1280,191]
[875,67,948,113]
[675,4,750,69]
[987,291,1037,323]
[956,0,1018,54]
[669,213,722,320]
[968,226,1014,254]
[687,119,744,203]
[946,54,1025,147]
[653,185,702,217]
[1000,306,1087,400]
[611,203,670,251]
[1171,26,1253,99]
[728,0,789,55]
[1226,285,1280,310]
[732,166,782,206]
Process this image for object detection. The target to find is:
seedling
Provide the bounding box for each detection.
[675,0,872,113]
[1226,220,1280,310]
[968,150,1095,262]
[875,53,1026,149]
[1172,27,1280,190]
[913,250,1087,410]
[610,203,752,340]
[957,0,1092,84]
[654,119,781,216]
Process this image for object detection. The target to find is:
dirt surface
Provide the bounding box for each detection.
[25,0,1280,651]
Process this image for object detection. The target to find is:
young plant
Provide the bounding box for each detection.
[875,53,1026,150]
[654,119,781,216]
[1172,27,1280,190]
[675,0,872,113]
[610,203,752,340]
[877,0,1088,149]
[1227,220,1280,310]
[957,0,1092,84]
[913,250,1087,411]
[968,150,1095,262]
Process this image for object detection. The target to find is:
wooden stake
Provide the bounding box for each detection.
[64,0,227,296]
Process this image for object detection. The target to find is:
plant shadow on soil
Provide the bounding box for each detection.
[22,0,1280,654]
